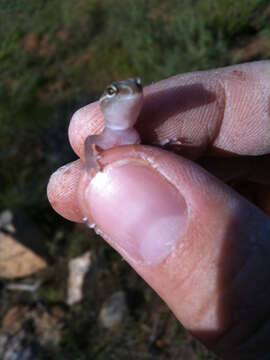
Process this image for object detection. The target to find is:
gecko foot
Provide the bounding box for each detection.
[80,156,101,178]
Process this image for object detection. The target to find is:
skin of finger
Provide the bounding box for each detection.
[47,160,85,221]
[48,145,270,358]
[69,61,270,161]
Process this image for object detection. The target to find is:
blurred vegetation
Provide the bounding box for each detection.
[1,0,270,358]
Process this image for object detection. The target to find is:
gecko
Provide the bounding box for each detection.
[83,77,143,177]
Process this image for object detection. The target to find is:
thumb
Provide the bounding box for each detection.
[77,145,270,359]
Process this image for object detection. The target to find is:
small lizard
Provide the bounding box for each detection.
[83,78,143,176]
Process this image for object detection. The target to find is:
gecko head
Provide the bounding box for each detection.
[99,78,143,130]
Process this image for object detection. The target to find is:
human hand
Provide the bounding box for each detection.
[47,61,270,359]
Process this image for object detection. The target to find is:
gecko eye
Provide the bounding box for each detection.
[106,85,118,96]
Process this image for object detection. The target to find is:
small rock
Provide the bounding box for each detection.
[99,291,128,329]
[0,305,65,359]
[0,209,15,233]
[0,335,37,360]
[6,279,41,292]
[66,251,92,306]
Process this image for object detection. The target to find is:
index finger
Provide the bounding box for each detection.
[69,61,270,159]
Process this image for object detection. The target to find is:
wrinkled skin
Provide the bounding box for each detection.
[48,61,270,359]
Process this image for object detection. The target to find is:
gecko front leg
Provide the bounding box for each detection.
[83,134,101,176]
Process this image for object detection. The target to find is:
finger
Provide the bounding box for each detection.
[69,61,270,160]
[47,144,270,357]
[75,145,270,359]
[47,160,84,222]
[46,150,270,223]
[68,101,103,159]
[46,153,269,223]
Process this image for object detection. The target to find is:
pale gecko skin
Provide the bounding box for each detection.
[83,78,143,176]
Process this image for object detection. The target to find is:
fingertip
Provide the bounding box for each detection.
[47,160,84,222]
[68,101,104,157]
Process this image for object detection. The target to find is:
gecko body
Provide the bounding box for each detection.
[83,78,143,176]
